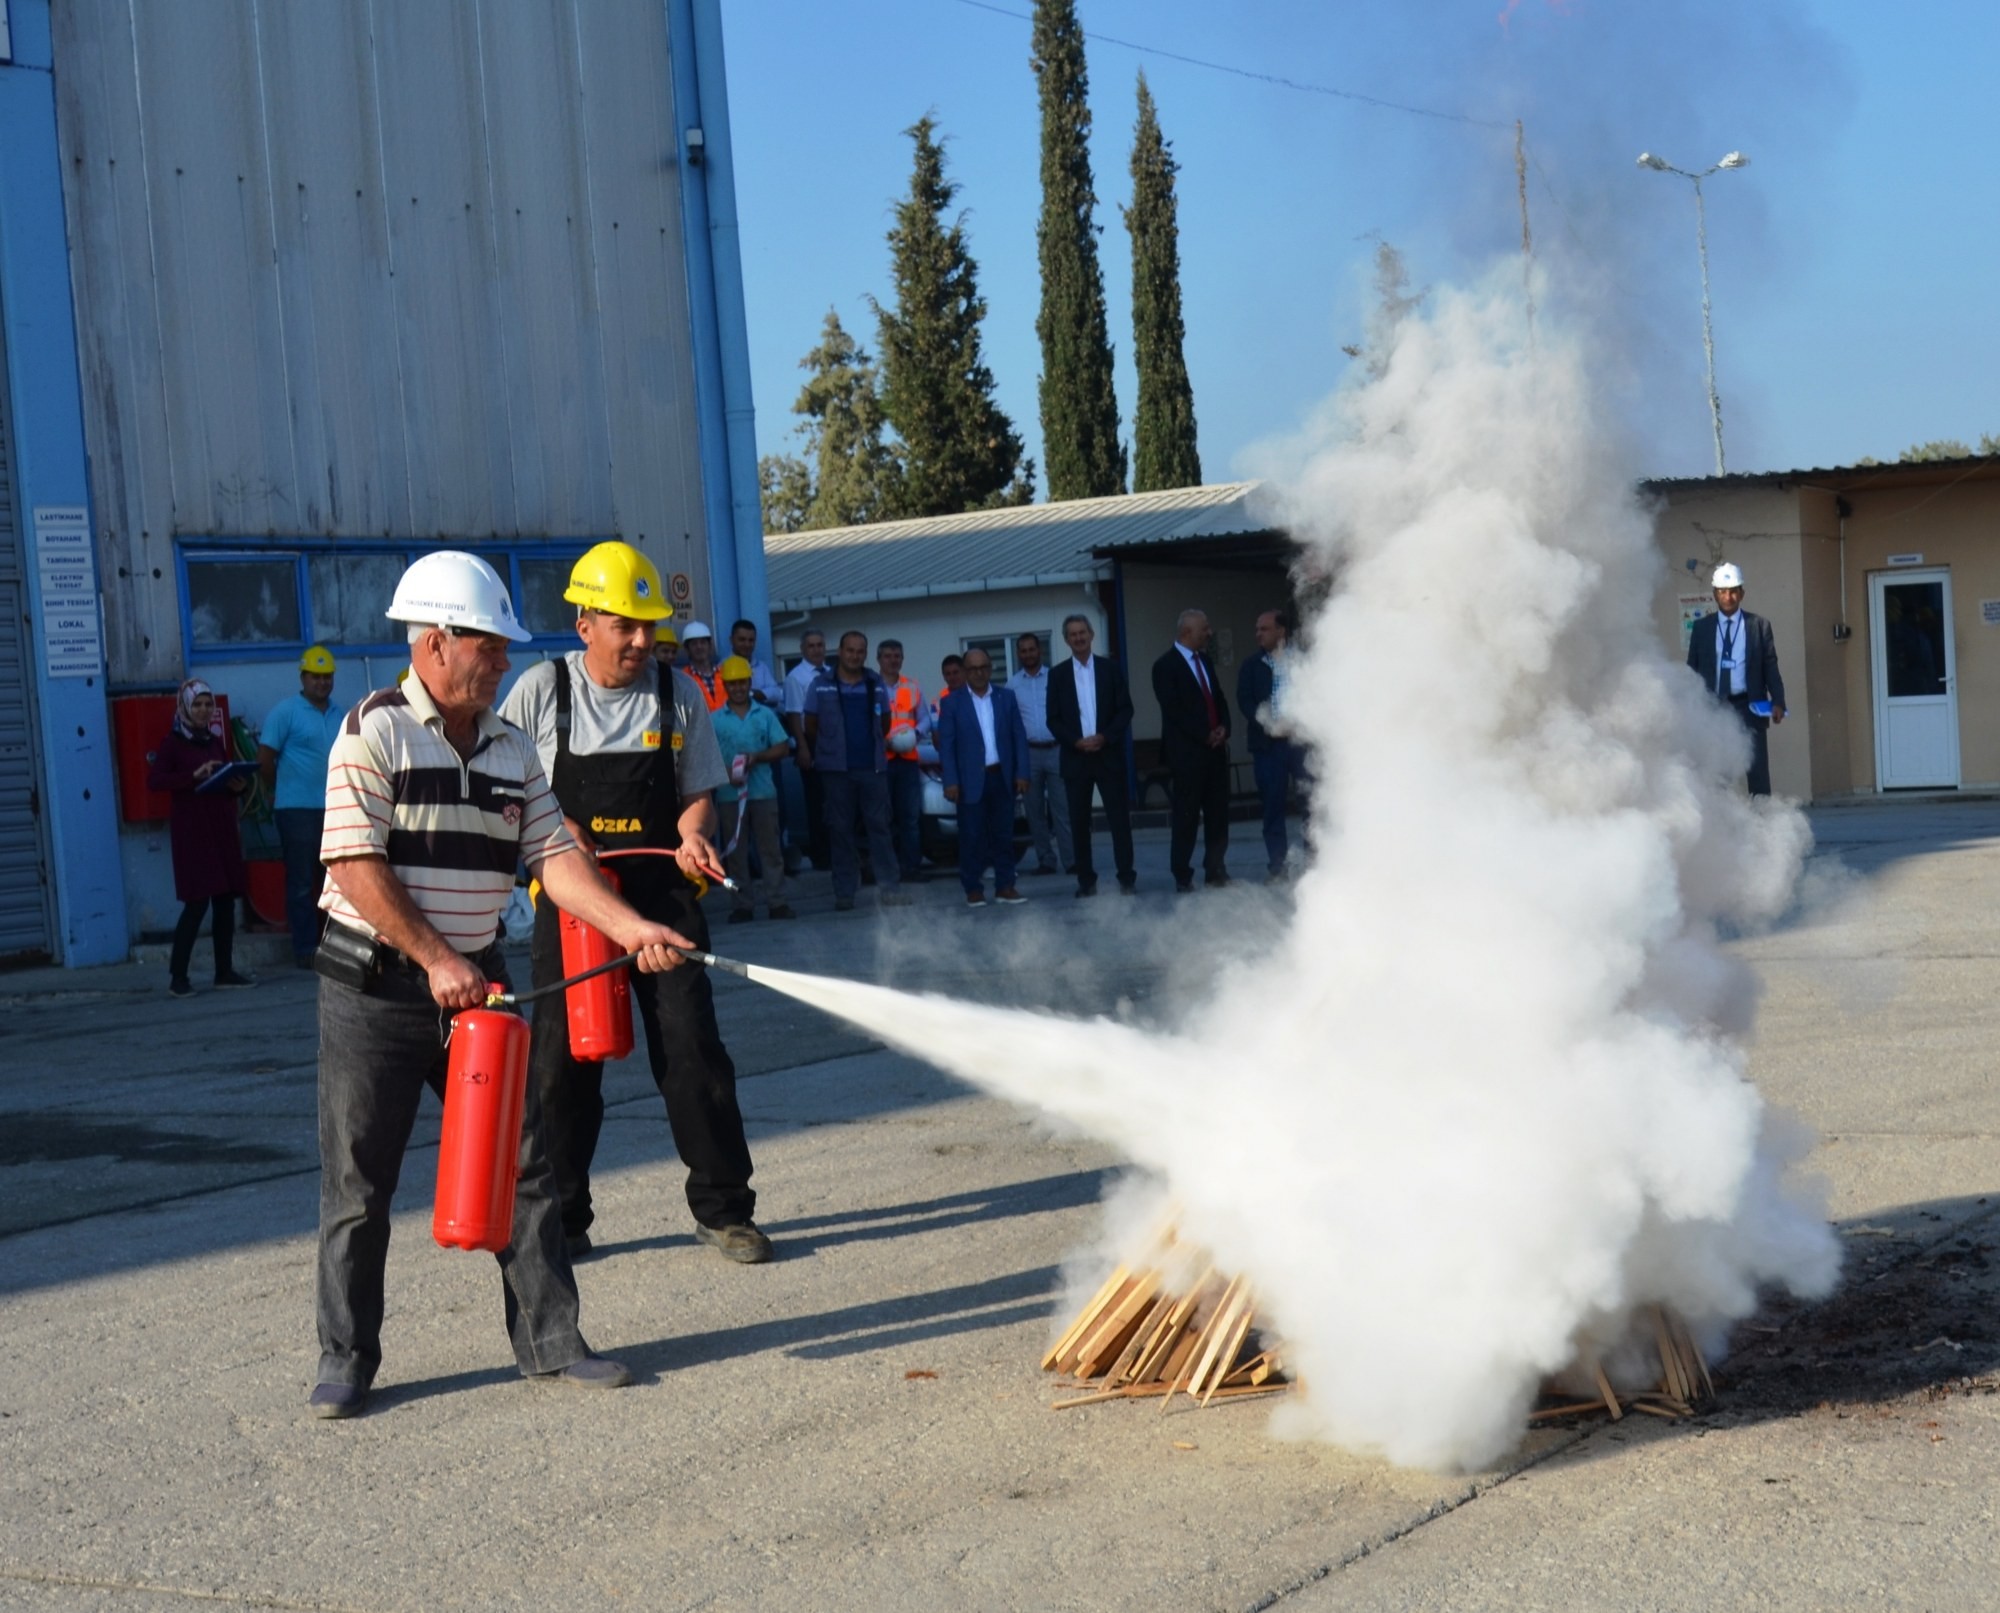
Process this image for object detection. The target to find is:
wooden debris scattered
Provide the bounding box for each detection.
[1529,1306,1715,1426]
[1042,1239,1290,1413]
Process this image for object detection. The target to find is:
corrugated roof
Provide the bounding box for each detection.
[1642,454,2000,492]
[765,482,1276,611]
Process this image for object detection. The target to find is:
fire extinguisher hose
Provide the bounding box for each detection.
[484,946,751,1008]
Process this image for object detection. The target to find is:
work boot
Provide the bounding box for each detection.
[215,971,258,989]
[542,1354,632,1389]
[309,1382,368,1420]
[167,978,195,999]
[695,1221,774,1264]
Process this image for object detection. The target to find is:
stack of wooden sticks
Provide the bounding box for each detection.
[1041,1258,1290,1412]
[1043,1244,1715,1427]
[1528,1305,1715,1423]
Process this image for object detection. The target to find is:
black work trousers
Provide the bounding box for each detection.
[1728,695,1773,796]
[1167,746,1232,885]
[315,944,586,1390]
[528,866,754,1237]
[1064,752,1136,891]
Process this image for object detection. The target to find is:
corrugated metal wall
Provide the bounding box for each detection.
[0,295,55,961]
[51,0,711,684]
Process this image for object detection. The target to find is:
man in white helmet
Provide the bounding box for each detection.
[1686,561,1787,796]
[307,550,696,1419]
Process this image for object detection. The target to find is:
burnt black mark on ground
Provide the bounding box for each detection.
[1718,1205,2000,1420]
[0,1112,293,1168]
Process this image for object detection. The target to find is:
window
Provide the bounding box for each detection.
[959,630,1054,683]
[306,552,405,645]
[176,541,600,658]
[516,557,580,637]
[185,555,302,650]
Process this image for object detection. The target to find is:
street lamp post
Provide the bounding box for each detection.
[1638,150,1749,476]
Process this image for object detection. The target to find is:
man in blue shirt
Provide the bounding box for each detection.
[258,645,344,966]
[803,631,910,913]
[710,656,795,923]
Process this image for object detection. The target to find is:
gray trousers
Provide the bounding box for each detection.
[1024,745,1072,871]
[723,796,784,912]
[314,947,588,1389]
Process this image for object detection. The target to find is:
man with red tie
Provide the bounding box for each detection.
[1151,609,1232,892]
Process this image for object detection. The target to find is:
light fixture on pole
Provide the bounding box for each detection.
[1637,150,1750,476]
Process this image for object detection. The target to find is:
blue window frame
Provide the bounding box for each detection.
[175,539,601,660]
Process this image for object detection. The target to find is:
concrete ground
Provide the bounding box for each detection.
[0,808,1994,1612]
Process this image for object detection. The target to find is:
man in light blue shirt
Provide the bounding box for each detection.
[1010,632,1072,876]
[258,646,344,966]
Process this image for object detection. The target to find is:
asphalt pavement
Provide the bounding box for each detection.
[0,809,1994,1612]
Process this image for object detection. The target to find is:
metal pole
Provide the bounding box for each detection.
[1690,174,1727,476]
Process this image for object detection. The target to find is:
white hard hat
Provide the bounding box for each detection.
[889,727,917,755]
[1712,563,1744,589]
[682,619,713,641]
[386,550,532,643]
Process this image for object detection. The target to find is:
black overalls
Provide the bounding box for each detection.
[527,660,755,1238]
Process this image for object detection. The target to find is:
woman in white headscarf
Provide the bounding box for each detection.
[147,679,254,998]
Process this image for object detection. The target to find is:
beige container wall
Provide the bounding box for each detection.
[1840,481,2000,791]
[1650,487,1812,800]
[1797,487,1855,798]
[1119,563,1290,793]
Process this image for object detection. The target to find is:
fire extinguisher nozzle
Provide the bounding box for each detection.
[690,950,751,979]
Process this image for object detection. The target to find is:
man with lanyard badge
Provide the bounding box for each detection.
[1685,561,1787,797]
[500,542,772,1266]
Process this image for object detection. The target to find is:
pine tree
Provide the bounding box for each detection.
[870,117,1025,519]
[758,454,813,534]
[1033,0,1125,502]
[793,310,898,529]
[1124,72,1200,492]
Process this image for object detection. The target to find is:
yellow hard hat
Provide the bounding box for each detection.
[656,621,680,647]
[719,656,753,681]
[563,541,672,621]
[300,645,336,675]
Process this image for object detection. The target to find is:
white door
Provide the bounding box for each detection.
[1870,569,1959,789]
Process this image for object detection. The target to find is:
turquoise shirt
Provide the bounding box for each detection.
[709,703,789,803]
[259,693,344,810]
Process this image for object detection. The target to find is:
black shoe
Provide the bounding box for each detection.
[167,977,195,999]
[1175,879,1196,894]
[695,1221,774,1264]
[566,1231,594,1262]
[727,910,754,925]
[768,904,797,920]
[1205,874,1231,889]
[1074,884,1098,899]
[215,971,258,989]
[309,1381,368,1420]
[1117,878,1138,896]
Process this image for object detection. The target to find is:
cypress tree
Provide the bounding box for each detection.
[1124,72,1200,492]
[793,310,898,529]
[1033,0,1125,501]
[871,116,1025,519]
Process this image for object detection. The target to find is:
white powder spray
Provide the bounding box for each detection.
[740,272,1841,1470]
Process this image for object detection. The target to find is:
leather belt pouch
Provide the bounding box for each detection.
[313,922,386,993]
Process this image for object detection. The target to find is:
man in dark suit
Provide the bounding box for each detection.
[1046,613,1136,897]
[1152,609,1232,891]
[936,647,1031,907]
[1686,562,1787,796]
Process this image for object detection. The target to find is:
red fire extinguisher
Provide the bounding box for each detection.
[559,865,634,1062]
[433,996,531,1252]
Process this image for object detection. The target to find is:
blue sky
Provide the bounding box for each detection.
[724,0,1998,488]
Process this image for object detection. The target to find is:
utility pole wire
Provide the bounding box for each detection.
[950,0,1511,129]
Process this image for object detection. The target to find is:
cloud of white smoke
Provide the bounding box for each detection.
[751,267,1840,1470]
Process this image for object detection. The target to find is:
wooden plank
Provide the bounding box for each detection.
[1201,1305,1259,1408]
[1589,1355,1623,1421]
[1074,1272,1163,1378]
[1183,1278,1249,1407]
[1528,1401,1605,1422]
[1042,1265,1128,1371]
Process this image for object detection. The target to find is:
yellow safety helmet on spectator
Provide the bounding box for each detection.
[300,645,336,675]
[563,541,672,621]
[719,656,753,681]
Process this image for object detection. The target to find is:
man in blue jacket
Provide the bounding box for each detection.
[803,631,910,912]
[936,647,1031,908]
[1237,608,1309,880]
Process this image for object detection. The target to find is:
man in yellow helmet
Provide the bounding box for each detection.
[499,542,772,1265]
[258,645,343,968]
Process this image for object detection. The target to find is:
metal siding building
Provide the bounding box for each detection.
[0,0,763,959]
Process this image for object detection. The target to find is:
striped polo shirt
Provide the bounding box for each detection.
[318,672,574,953]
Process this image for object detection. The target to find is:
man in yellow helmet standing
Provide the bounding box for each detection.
[499,542,772,1265]
[258,644,343,968]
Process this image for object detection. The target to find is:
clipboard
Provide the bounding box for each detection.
[194,760,260,794]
